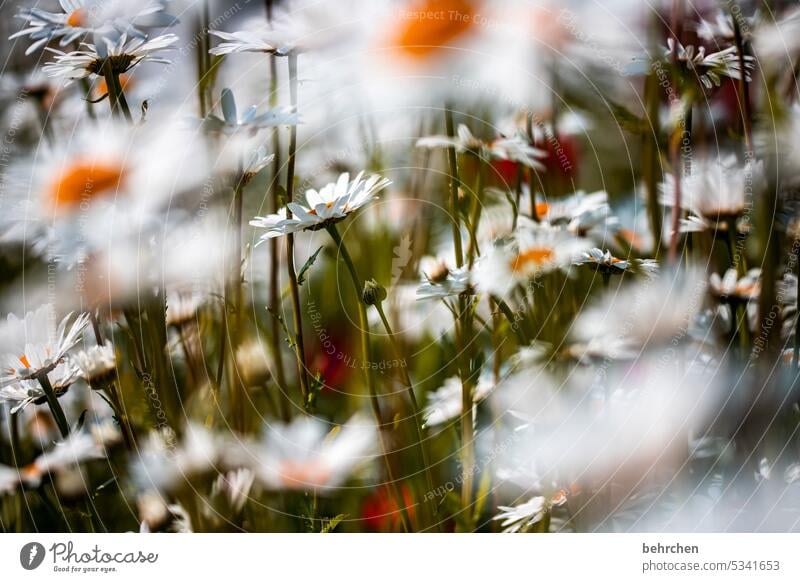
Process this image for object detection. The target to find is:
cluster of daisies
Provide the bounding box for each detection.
[1,0,800,534]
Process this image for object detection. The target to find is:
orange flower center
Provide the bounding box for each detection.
[510,247,554,273]
[390,0,478,60]
[67,8,88,28]
[48,160,125,211]
[535,202,550,217]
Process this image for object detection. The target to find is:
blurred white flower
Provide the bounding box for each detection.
[709,269,761,303]
[417,124,547,171]
[572,269,706,348]
[240,414,377,491]
[74,344,116,386]
[212,468,255,512]
[10,0,177,56]
[424,374,495,427]
[660,155,764,226]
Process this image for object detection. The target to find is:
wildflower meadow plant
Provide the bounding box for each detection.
[2,0,800,542]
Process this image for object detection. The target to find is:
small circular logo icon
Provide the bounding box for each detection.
[19,542,45,570]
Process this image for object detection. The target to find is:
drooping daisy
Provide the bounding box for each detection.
[664,38,754,89]
[250,171,391,240]
[474,224,590,298]
[417,124,547,171]
[0,305,89,389]
[10,0,178,56]
[42,33,178,80]
[423,374,495,427]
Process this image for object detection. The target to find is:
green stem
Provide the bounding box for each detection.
[105,382,136,451]
[37,372,69,438]
[266,36,289,419]
[444,106,464,268]
[466,156,485,269]
[374,301,438,529]
[326,224,411,532]
[102,62,132,123]
[793,246,800,370]
[284,53,311,405]
[731,6,753,154]
[492,296,527,345]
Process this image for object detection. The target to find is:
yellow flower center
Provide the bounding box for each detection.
[390,0,478,60]
[510,247,554,273]
[48,160,125,210]
[67,8,88,28]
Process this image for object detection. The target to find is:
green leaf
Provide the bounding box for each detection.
[320,514,347,533]
[297,246,324,286]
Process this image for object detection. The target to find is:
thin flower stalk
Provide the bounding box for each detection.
[325,224,412,532]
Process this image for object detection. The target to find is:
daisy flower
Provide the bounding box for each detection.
[664,38,754,89]
[0,423,119,494]
[1,119,212,268]
[415,256,472,301]
[250,171,391,240]
[493,492,566,533]
[210,28,296,57]
[42,33,178,80]
[424,374,495,427]
[573,248,659,277]
[73,344,117,388]
[474,224,590,298]
[9,0,178,56]
[660,155,763,228]
[417,124,547,171]
[0,305,89,388]
[709,269,761,304]
[240,414,377,491]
